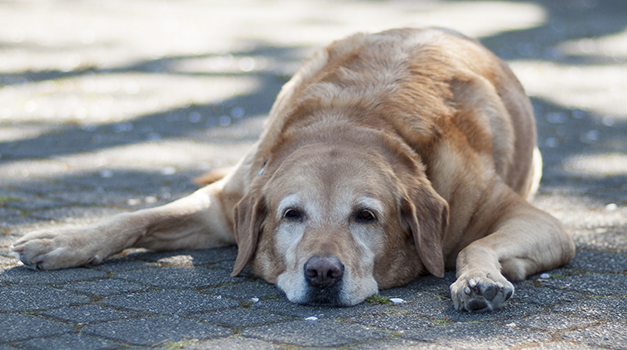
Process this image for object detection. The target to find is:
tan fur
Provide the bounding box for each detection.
[12,28,575,311]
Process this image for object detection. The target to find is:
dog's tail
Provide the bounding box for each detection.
[193,167,232,186]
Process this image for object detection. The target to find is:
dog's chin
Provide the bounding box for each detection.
[299,284,346,306]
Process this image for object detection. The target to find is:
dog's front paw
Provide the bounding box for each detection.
[450,271,514,312]
[11,229,101,270]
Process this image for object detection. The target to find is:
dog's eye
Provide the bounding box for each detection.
[284,208,304,221]
[356,209,377,223]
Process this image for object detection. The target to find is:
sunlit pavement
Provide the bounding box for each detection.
[1,1,627,349]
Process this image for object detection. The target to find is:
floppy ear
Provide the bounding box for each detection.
[231,188,266,277]
[401,185,449,277]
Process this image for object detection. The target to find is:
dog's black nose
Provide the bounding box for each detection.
[304,255,344,288]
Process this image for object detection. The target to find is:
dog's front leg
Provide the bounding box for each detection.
[449,186,575,312]
[11,181,236,270]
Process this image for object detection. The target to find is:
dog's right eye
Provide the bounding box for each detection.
[283,208,304,221]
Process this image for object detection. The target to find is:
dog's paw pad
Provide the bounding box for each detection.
[450,273,514,312]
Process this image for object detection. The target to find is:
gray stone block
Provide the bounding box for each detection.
[159,336,285,350]
[81,316,232,346]
[40,304,137,324]
[512,280,589,306]
[90,257,159,272]
[351,338,454,350]
[46,190,138,206]
[406,272,458,297]
[2,197,66,211]
[241,319,390,347]
[402,322,551,349]
[101,289,240,316]
[60,279,151,297]
[542,273,627,296]
[196,308,291,327]
[0,286,91,312]
[15,334,120,350]
[523,342,606,350]
[352,312,436,331]
[112,266,244,289]
[553,296,627,321]
[0,314,73,343]
[562,323,627,348]
[202,281,283,301]
[28,207,129,224]
[511,313,597,331]
[251,298,392,319]
[127,247,238,265]
[398,298,544,323]
[0,266,108,285]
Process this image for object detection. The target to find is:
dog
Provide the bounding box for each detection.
[11,28,575,312]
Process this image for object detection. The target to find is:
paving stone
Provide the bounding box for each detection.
[202,281,283,301]
[128,247,238,265]
[15,334,120,350]
[28,207,130,224]
[512,280,590,306]
[0,207,22,217]
[406,272,458,297]
[0,266,108,285]
[14,182,95,195]
[0,286,91,312]
[60,278,150,296]
[511,313,598,331]
[112,266,244,288]
[161,336,285,350]
[523,342,606,350]
[351,338,454,350]
[553,297,627,321]
[89,257,159,272]
[565,250,627,272]
[0,217,49,233]
[0,314,73,343]
[402,322,551,349]
[251,298,393,319]
[352,312,436,331]
[101,289,240,316]
[562,323,627,348]
[60,172,177,191]
[46,190,139,206]
[82,316,232,346]
[398,297,545,323]
[241,319,390,347]
[206,260,255,277]
[2,197,66,211]
[0,255,16,265]
[196,308,291,327]
[40,304,137,324]
[541,273,627,296]
[377,289,445,305]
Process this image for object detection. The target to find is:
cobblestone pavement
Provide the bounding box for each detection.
[1,0,627,349]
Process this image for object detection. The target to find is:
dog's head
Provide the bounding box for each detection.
[231,135,448,306]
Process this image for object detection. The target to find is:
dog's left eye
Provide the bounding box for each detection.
[284,208,304,221]
[356,209,377,223]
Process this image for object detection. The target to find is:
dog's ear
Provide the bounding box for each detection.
[401,184,449,277]
[231,187,266,276]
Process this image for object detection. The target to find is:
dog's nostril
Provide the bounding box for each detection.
[304,255,344,288]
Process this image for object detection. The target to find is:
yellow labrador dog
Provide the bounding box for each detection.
[12,28,575,312]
